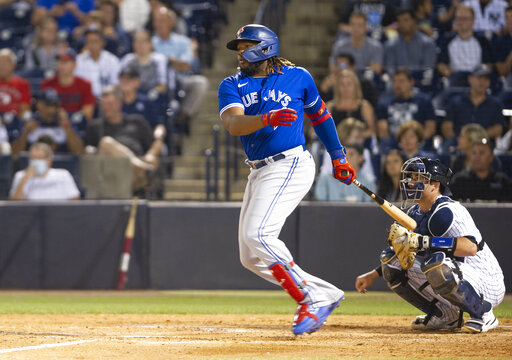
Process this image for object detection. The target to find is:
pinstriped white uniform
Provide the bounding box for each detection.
[399,197,505,321]
[437,201,505,307]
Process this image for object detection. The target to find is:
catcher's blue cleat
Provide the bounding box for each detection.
[292,295,344,335]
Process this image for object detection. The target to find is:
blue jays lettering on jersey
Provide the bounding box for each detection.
[218,66,319,160]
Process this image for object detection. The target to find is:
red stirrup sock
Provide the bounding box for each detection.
[269,262,306,303]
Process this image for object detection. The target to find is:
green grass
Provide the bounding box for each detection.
[0,290,510,317]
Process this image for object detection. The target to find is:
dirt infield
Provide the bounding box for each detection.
[0,314,510,359]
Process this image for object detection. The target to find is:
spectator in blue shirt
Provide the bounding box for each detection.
[376,67,437,152]
[32,0,94,34]
[118,65,165,132]
[151,6,208,134]
[443,65,505,143]
[384,9,437,75]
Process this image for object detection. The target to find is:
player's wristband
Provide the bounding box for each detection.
[374,265,383,277]
[418,236,457,256]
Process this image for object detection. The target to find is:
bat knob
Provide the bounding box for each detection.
[340,170,348,176]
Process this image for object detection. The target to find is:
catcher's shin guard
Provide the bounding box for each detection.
[421,252,492,319]
[269,262,306,303]
[380,248,442,318]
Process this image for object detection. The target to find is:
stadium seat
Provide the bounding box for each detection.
[433,87,469,111]
[173,0,220,68]
[0,155,13,199]
[0,112,22,142]
[411,69,443,97]
[15,68,48,95]
[497,154,512,177]
[80,155,132,199]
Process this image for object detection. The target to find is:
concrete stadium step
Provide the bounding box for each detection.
[165,178,247,192]
[172,165,249,180]
[164,190,245,201]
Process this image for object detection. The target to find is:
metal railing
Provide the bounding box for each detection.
[205,126,243,201]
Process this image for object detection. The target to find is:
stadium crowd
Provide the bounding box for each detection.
[0,0,217,199]
[314,0,512,203]
[0,0,512,202]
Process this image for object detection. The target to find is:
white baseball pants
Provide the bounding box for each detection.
[238,146,343,307]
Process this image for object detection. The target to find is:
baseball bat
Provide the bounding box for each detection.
[341,171,417,230]
[116,197,138,290]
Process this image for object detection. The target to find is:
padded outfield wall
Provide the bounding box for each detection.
[0,201,509,292]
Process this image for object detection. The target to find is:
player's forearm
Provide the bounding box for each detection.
[65,128,85,154]
[437,63,451,77]
[453,237,478,257]
[11,132,28,155]
[222,114,265,136]
[496,62,511,77]
[486,124,503,139]
[10,178,28,200]
[81,105,94,121]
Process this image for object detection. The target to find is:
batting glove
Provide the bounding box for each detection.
[332,156,356,185]
[261,108,297,127]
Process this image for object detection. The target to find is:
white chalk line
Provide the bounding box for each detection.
[0,339,97,354]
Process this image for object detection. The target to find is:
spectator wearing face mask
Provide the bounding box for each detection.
[9,142,80,200]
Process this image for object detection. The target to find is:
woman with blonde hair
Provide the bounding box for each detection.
[327,69,376,140]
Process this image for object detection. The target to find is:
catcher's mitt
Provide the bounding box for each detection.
[388,223,420,270]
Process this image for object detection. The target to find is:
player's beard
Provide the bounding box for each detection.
[238,59,265,77]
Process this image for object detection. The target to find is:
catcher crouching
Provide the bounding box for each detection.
[355,156,505,333]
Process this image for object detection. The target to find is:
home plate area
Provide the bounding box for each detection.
[0,314,510,359]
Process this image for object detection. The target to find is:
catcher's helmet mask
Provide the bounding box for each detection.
[400,157,453,208]
[226,24,279,63]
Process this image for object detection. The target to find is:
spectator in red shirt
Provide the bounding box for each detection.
[0,48,31,118]
[40,48,95,121]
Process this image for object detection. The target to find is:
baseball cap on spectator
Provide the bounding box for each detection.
[36,89,60,106]
[57,48,76,62]
[119,66,140,78]
[471,64,491,77]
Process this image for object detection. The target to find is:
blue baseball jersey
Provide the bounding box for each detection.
[218,66,319,160]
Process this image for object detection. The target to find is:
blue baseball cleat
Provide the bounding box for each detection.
[308,295,344,333]
[292,303,319,335]
[292,295,344,335]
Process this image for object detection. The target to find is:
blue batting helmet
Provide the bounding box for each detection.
[226,24,279,62]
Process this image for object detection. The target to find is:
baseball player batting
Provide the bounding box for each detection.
[218,24,356,335]
[355,157,505,333]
